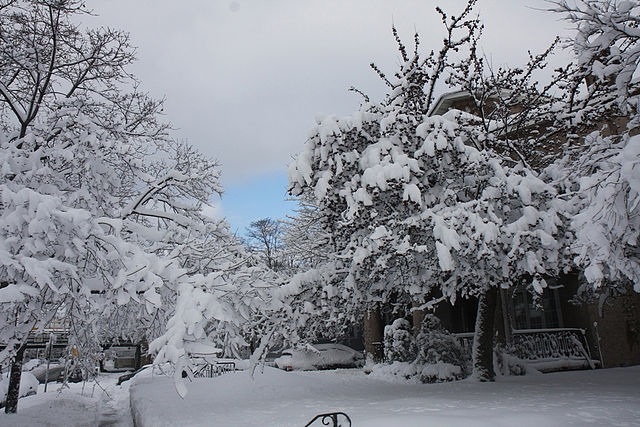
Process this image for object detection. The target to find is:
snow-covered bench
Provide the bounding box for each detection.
[454,328,600,373]
[509,328,600,372]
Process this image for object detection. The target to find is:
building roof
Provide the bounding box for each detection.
[429,90,472,116]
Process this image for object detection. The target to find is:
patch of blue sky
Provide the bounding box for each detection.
[216,171,297,237]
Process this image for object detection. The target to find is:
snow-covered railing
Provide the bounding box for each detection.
[192,359,236,378]
[509,328,592,362]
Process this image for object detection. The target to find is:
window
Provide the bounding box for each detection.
[511,281,563,330]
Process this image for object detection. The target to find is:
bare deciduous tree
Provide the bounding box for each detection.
[245,218,284,271]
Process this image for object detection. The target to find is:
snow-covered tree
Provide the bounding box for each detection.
[551,0,640,129]
[448,36,571,171]
[0,0,257,410]
[282,195,333,270]
[549,0,640,297]
[272,260,361,343]
[148,245,284,393]
[289,0,570,381]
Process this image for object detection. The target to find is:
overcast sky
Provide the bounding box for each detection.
[87,0,571,234]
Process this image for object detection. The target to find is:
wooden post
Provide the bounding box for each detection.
[412,301,425,335]
[364,303,384,363]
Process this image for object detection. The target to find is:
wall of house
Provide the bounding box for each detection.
[558,274,640,368]
[585,292,640,368]
[556,274,599,359]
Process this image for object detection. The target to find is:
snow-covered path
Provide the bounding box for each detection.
[131,366,640,426]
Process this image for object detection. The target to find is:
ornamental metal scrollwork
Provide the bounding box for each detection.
[305,411,352,427]
[454,328,593,363]
[510,328,591,360]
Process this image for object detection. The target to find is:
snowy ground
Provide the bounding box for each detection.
[0,373,133,427]
[131,366,640,427]
[1,366,639,426]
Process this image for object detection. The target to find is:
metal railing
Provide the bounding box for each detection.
[305,412,351,427]
[192,360,236,378]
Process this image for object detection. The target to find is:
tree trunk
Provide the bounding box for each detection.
[472,286,498,381]
[364,303,384,363]
[5,342,27,414]
[412,301,426,336]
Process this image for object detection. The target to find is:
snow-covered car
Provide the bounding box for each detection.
[30,363,67,383]
[0,372,38,407]
[28,361,83,384]
[274,343,364,371]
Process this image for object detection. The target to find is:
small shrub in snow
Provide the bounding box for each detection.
[418,362,462,383]
[414,315,467,379]
[383,318,417,363]
[380,314,467,383]
[369,361,421,383]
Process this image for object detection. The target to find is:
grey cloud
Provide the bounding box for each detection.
[88,0,569,186]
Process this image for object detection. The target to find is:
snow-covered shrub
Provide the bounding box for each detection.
[414,315,467,381]
[418,362,463,383]
[377,315,467,383]
[369,360,463,384]
[383,318,417,363]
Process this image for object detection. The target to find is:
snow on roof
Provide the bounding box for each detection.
[429,90,471,116]
[429,89,514,117]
